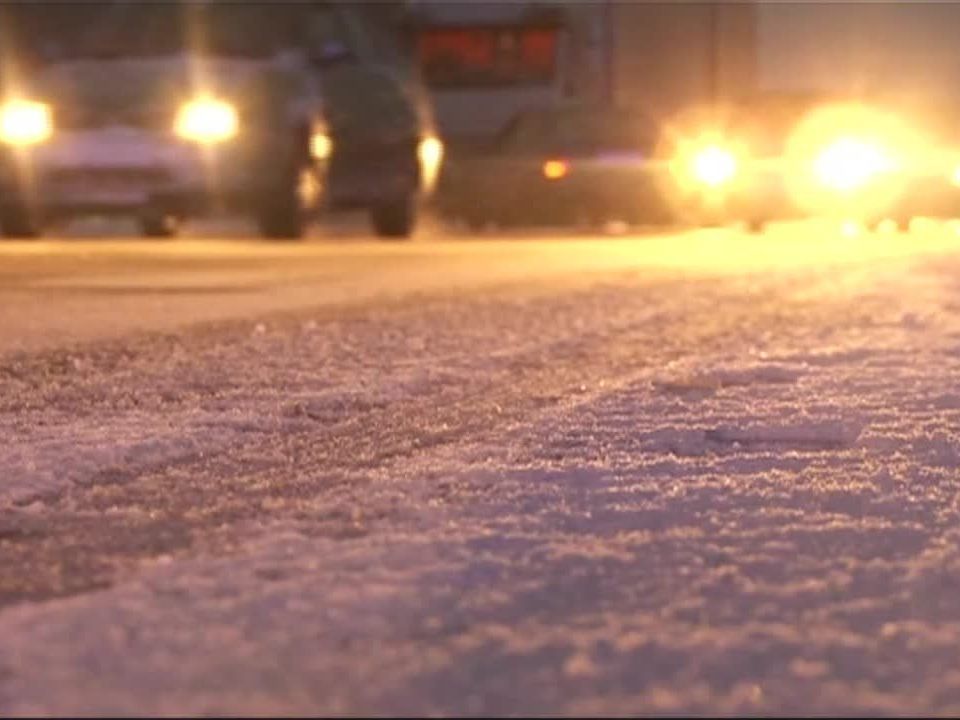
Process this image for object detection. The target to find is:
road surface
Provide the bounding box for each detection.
[4,219,960,715]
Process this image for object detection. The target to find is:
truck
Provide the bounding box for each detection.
[402,1,758,229]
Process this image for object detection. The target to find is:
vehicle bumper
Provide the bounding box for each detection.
[0,128,302,217]
[326,140,422,210]
[438,165,672,224]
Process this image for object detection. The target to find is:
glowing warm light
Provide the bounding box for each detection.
[840,219,862,237]
[814,137,897,193]
[0,100,52,146]
[784,103,917,221]
[310,133,333,160]
[951,165,960,187]
[875,218,899,235]
[418,135,444,191]
[542,158,570,180]
[174,98,238,144]
[691,145,738,187]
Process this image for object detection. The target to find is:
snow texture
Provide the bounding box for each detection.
[3,237,960,715]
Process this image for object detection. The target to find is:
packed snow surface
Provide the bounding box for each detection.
[3,228,960,715]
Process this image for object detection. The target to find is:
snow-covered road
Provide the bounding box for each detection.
[4,222,960,714]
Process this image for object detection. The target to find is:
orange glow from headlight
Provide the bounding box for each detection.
[785,102,918,219]
[691,145,738,187]
[668,132,744,195]
[0,100,52,146]
[950,164,960,187]
[543,159,570,180]
[813,136,898,193]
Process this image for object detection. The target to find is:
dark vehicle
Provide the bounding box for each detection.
[311,4,443,238]
[436,103,671,230]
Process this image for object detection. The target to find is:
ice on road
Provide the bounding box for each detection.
[3,226,960,715]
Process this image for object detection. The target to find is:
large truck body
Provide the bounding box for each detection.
[406,1,758,146]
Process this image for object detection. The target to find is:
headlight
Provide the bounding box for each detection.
[691,145,738,187]
[174,98,238,144]
[310,132,332,160]
[950,164,960,187]
[418,135,444,191]
[813,137,897,192]
[0,100,52,146]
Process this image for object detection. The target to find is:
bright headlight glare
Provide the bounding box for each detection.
[814,137,896,192]
[951,164,960,187]
[175,98,238,144]
[418,135,444,191]
[0,100,52,146]
[310,133,332,160]
[691,145,738,187]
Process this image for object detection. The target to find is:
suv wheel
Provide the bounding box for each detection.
[256,167,316,241]
[371,194,416,239]
[0,202,41,239]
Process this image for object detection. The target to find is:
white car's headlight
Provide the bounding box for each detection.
[0,100,52,146]
[174,98,238,144]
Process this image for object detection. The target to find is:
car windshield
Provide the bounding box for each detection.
[501,107,659,154]
[8,2,307,61]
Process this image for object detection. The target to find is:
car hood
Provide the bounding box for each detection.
[32,56,310,126]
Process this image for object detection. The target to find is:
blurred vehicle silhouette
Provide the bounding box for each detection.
[436,103,672,231]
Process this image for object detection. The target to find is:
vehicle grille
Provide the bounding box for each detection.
[48,167,172,186]
[330,139,419,176]
[54,106,172,132]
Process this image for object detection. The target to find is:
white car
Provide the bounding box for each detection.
[0,5,329,239]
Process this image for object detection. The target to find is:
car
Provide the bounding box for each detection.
[306,5,444,239]
[315,55,444,239]
[865,93,960,230]
[666,91,913,232]
[435,103,672,231]
[0,2,331,240]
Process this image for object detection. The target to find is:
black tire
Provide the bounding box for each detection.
[371,194,416,239]
[256,178,306,241]
[140,211,179,239]
[0,203,41,239]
